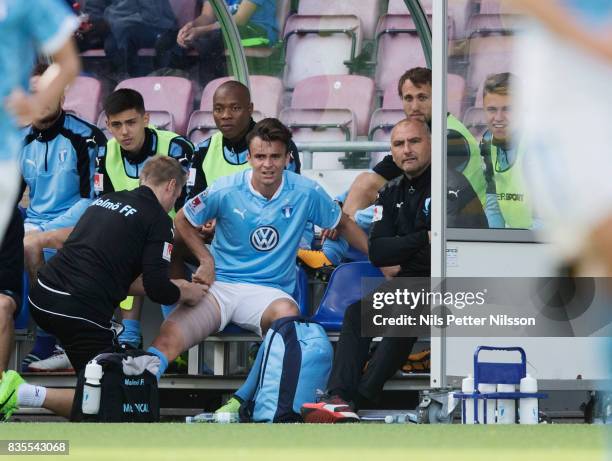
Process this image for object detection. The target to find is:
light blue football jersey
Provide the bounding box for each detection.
[0,0,79,161]
[184,170,341,294]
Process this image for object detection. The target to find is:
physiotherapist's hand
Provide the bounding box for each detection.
[178,280,208,307]
[193,261,215,287]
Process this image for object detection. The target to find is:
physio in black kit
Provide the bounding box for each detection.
[0,157,206,420]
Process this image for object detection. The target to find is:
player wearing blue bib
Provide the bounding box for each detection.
[147,119,368,379]
[0,0,80,243]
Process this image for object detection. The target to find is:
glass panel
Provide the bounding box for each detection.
[446,0,529,230]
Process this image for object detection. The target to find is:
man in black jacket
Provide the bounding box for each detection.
[0,157,206,420]
[302,119,485,423]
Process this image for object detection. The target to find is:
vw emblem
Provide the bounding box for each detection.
[250,226,279,252]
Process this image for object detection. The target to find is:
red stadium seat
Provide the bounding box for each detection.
[116,76,194,135]
[297,0,383,40]
[282,14,363,89]
[291,75,375,136]
[64,76,102,124]
[466,34,514,96]
[374,15,426,92]
[199,76,283,118]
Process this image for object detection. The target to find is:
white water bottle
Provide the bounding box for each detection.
[519,374,539,424]
[496,384,516,424]
[461,375,475,424]
[477,383,497,424]
[82,360,103,415]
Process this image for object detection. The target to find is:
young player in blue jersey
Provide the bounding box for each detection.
[0,0,80,244]
[146,118,369,378]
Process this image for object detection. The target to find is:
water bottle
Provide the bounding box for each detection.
[82,360,103,415]
[461,375,475,424]
[519,374,539,424]
[185,412,239,424]
[496,384,516,424]
[185,412,216,423]
[477,383,497,424]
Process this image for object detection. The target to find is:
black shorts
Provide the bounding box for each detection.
[29,279,117,373]
[0,207,24,318]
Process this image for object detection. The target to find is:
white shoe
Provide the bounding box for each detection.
[27,346,74,373]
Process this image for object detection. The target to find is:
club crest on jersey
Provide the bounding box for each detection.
[250,226,279,252]
[162,242,173,262]
[423,198,431,217]
[281,205,293,218]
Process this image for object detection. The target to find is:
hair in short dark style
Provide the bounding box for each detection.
[103,89,146,117]
[139,156,187,188]
[483,72,515,99]
[397,67,432,97]
[246,118,292,154]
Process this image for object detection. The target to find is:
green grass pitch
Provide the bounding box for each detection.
[0,423,608,461]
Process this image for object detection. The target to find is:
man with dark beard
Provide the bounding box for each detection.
[17,63,107,372]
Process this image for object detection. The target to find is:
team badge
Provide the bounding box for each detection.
[59,149,67,162]
[187,168,196,186]
[281,205,293,218]
[162,242,173,262]
[423,198,431,217]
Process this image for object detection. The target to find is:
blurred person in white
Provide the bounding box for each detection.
[510,0,612,276]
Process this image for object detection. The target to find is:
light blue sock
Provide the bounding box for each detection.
[147,346,169,380]
[161,304,176,320]
[119,319,141,347]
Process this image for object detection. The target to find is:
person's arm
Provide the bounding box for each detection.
[23,227,73,281]
[175,185,222,286]
[368,189,429,267]
[343,171,387,218]
[335,213,369,255]
[38,199,92,232]
[509,0,612,63]
[6,40,80,126]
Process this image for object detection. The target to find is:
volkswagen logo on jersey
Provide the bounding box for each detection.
[250,226,279,252]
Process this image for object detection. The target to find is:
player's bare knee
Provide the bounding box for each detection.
[0,295,16,322]
[268,298,299,320]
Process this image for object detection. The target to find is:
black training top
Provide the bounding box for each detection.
[369,166,431,277]
[368,166,487,276]
[38,186,180,320]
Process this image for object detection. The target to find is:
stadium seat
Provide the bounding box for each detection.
[186,111,217,144]
[291,75,375,136]
[368,108,404,142]
[199,75,284,118]
[116,76,194,135]
[297,0,382,40]
[282,14,363,89]
[97,110,175,138]
[466,13,523,38]
[64,76,102,124]
[374,15,427,92]
[466,34,514,96]
[387,0,432,14]
[311,261,384,332]
[477,0,522,15]
[462,106,487,139]
[280,108,356,169]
